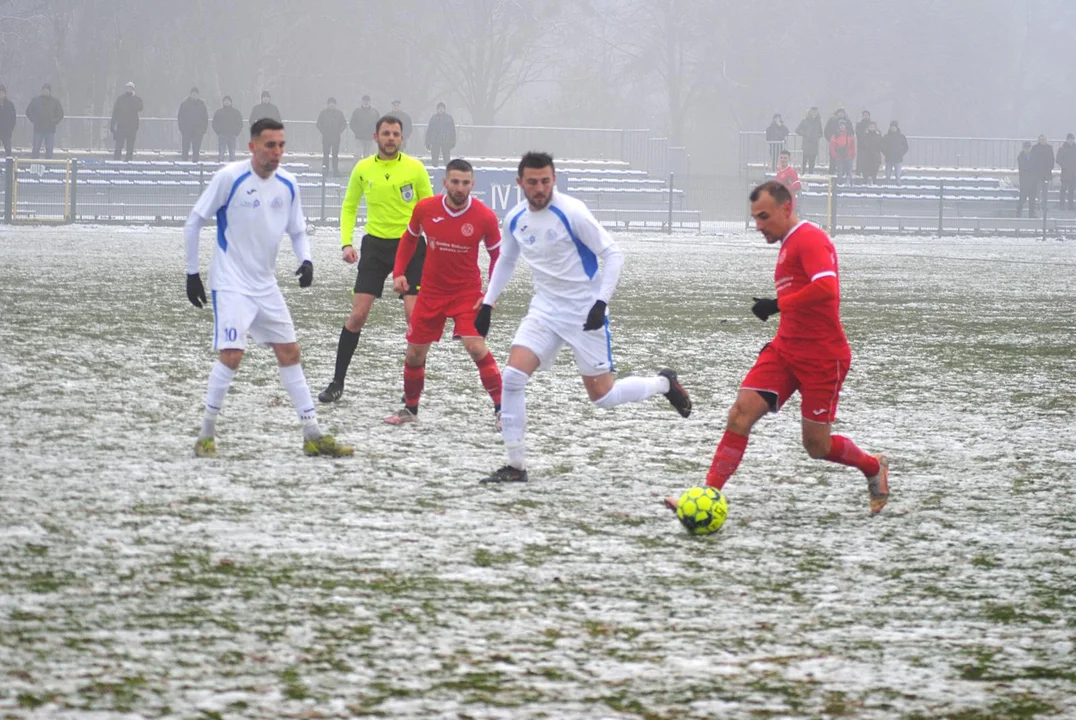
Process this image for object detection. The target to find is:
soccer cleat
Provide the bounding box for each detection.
[383,407,418,425]
[867,454,889,514]
[479,465,528,483]
[193,437,217,458]
[303,434,354,457]
[318,381,343,404]
[658,368,692,418]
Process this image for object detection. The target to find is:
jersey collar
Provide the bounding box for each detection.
[441,194,472,217]
[374,153,403,163]
[780,220,807,244]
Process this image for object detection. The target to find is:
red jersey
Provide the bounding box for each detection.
[772,221,850,361]
[775,166,801,211]
[396,195,501,296]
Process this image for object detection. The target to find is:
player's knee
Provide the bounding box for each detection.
[345,311,368,331]
[803,436,830,459]
[502,366,529,393]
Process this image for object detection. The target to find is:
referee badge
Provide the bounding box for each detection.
[400,183,414,202]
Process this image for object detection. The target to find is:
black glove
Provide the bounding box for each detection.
[583,300,607,331]
[751,297,780,321]
[474,304,493,337]
[296,260,313,288]
[186,273,207,308]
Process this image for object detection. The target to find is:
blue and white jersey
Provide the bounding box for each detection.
[496,190,620,319]
[186,160,309,296]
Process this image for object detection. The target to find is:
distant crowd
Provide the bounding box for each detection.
[0,83,458,173]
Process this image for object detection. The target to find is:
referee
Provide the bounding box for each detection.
[319,115,434,403]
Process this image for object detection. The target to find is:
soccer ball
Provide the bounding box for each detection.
[675,487,728,535]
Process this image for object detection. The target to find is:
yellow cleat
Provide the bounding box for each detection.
[303,434,354,457]
[194,438,217,458]
[867,454,889,514]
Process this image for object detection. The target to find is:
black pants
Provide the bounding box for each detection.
[430,145,450,167]
[322,136,340,172]
[114,130,136,161]
[1018,183,1038,216]
[1,133,10,157]
[181,133,203,162]
[802,152,816,174]
[1060,179,1075,209]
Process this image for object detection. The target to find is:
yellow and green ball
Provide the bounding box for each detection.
[676,486,728,535]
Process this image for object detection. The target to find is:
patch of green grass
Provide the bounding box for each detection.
[969,555,999,569]
[474,548,517,567]
[78,675,147,712]
[279,666,309,700]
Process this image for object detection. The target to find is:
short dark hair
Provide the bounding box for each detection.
[750,180,792,207]
[261,90,271,99]
[518,151,554,177]
[327,97,336,104]
[779,149,791,157]
[223,95,232,103]
[251,118,284,138]
[376,115,403,133]
[445,158,472,174]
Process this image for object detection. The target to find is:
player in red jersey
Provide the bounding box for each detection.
[384,158,504,425]
[666,180,888,517]
[774,149,801,211]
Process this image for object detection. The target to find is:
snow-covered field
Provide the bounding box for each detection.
[1,225,1074,719]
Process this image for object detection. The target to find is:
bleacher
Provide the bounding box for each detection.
[5,151,700,230]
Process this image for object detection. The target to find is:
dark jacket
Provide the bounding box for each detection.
[858,129,883,174]
[212,105,243,137]
[855,118,872,139]
[249,102,281,125]
[26,94,65,133]
[1017,150,1033,188]
[177,97,209,137]
[349,105,379,139]
[110,92,143,134]
[316,107,348,139]
[795,114,824,154]
[765,121,789,144]
[425,112,456,148]
[0,98,16,137]
[395,110,413,139]
[1054,142,1076,181]
[824,114,852,140]
[882,130,909,163]
[1028,143,1055,182]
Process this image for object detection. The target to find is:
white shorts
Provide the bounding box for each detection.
[511,311,614,376]
[211,288,297,350]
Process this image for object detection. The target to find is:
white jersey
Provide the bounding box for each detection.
[488,190,622,319]
[185,160,310,296]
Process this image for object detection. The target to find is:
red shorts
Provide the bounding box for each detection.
[741,343,849,423]
[406,288,484,345]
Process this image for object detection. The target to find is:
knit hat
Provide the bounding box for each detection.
[125,81,135,90]
[42,83,52,92]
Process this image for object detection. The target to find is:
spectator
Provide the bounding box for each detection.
[0,85,15,157]
[391,100,413,143]
[1017,141,1036,217]
[110,81,143,161]
[316,96,348,175]
[882,120,909,185]
[212,96,243,162]
[775,150,801,211]
[795,106,824,174]
[824,106,851,173]
[855,110,872,141]
[424,102,456,166]
[26,83,64,159]
[1055,133,1075,211]
[858,120,883,184]
[1029,134,1055,209]
[177,87,209,162]
[349,95,379,157]
[765,113,789,170]
[829,118,856,185]
[249,90,281,125]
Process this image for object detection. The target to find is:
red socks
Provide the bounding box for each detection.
[475,351,502,406]
[706,430,748,490]
[825,435,881,477]
[403,363,425,408]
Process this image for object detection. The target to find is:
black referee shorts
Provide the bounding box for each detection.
[353,234,425,298]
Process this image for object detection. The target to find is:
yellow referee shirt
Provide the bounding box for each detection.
[340,152,433,246]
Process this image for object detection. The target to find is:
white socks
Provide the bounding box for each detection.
[200,361,236,439]
[278,363,322,440]
[500,366,530,469]
[593,375,669,409]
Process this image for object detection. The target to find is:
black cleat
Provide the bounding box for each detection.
[480,465,528,483]
[318,381,344,403]
[658,368,692,418]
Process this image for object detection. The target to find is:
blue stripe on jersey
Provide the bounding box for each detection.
[603,315,615,372]
[211,289,219,351]
[216,170,252,252]
[508,206,526,235]
[275,173,295,203]
[549,205,598,279]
